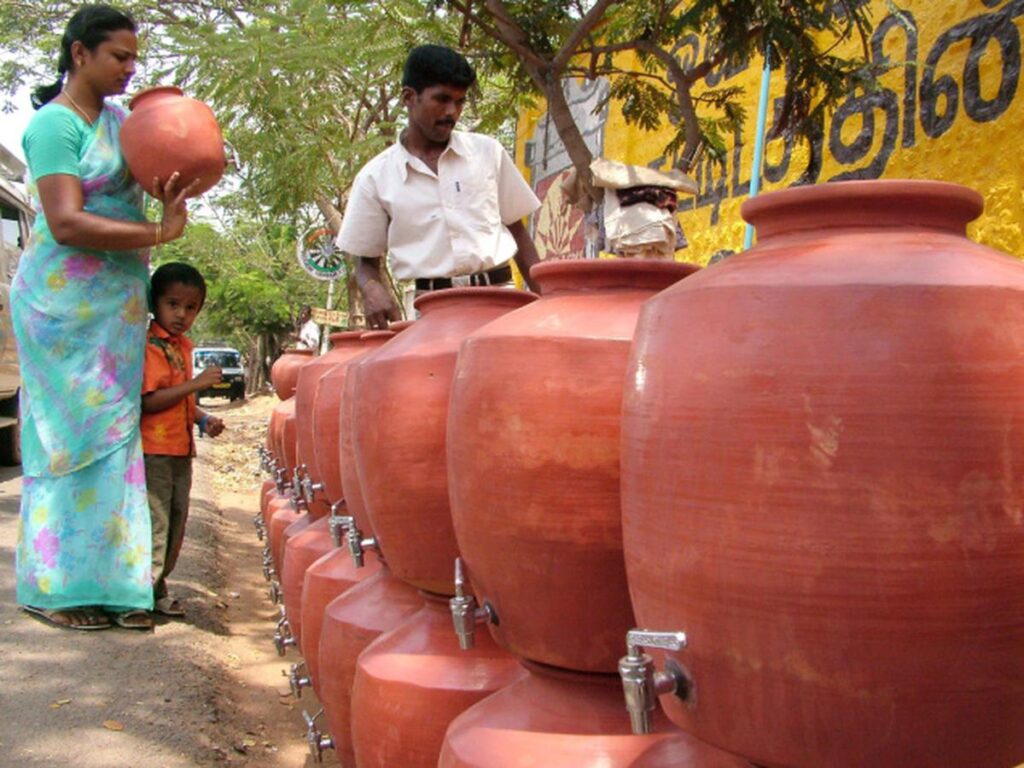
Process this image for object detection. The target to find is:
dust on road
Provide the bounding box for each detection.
[0,393,318,767]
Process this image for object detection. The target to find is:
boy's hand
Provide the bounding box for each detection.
[205,416,225,437]
[195,366,223,387]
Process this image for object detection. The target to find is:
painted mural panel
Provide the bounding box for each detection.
[515,0,1024,264]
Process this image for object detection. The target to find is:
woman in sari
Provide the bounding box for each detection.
[15,4,197,630]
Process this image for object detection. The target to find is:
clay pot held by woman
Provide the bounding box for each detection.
[621,180,1024,768]
[313,331,397,505]
[352,289,536,594]
[318,568,423,767]
[120,86,225,197]
[350,593,525,768]
[439,662,753,768]
[270,348,314,400]
[448,260,696,672]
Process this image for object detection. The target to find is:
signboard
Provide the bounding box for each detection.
[296,227,345,280]
[310,307,349,327]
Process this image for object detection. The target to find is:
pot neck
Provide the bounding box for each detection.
[327,330,365,348]
[128,85,184,110]
[413,287,536,316]
[530,259,698,296]
[742,180,983,243]
[282,348,314,358]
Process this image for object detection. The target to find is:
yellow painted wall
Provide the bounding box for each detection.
[516,0,1024,265]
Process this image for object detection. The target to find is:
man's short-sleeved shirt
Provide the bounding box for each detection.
[141,322,196,457]
[336,131,540,281]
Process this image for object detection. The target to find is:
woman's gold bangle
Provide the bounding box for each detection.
[155,221,162,246]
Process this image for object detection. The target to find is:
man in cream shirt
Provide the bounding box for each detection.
[336,44,541,328]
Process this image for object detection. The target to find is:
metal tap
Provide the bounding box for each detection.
[302,474,325,505]
[449,557,496,650]
[618,629,690,735]
[258,446,272,473]
[303,709,334,763]
[339,515,377,567]
[253,511,265,540]
[268,578,282,604]
[328,500,349,547]
[273,608,296,656]
[261,547,275,582]
[288,661,311,698]
[274,467,291,495]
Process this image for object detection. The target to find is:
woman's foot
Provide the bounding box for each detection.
[23,605,111,631]
[110,609,154,631]
[153,596,185,617]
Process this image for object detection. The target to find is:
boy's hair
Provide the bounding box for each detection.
[150,262,207,309]
[401,44,476,93]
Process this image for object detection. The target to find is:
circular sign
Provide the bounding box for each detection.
[297,227,345,280]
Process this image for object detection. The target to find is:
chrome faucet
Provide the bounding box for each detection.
[328,500,349,548]
[273,607,296,656]
[449,557,496,650]
[303,709,333,763]
[288,661,311,698]
[339,515,377,567]
[618,629,690,734]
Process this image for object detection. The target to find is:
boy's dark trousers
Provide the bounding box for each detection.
[144,454,193,599]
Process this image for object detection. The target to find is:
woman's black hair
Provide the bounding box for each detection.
[31,4,136,109]
[150,262,207,310]
[401,44,476,93]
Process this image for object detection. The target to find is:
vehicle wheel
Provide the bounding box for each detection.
[0,392,21,466]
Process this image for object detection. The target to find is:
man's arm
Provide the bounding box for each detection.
[508,220,541,293]
[354,257,402,330]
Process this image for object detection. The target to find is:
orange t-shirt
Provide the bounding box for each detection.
[141,322,196,456]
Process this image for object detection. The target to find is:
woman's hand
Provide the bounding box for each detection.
[152,172,200,243]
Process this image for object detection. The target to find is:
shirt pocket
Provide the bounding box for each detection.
[461,172,500,231]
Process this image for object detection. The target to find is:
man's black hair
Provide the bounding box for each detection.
[150,262,207,309]
[401,44,476,93]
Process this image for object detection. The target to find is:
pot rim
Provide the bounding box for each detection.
[128,85,185,110]
[742,179,983,242]
[530,258,699,295]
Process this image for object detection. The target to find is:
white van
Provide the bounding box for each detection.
[192,345,246,403]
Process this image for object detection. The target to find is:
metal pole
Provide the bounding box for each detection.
[319,279,335,355]
[743,49,773,251]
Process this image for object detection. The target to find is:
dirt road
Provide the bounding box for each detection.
[0,394,319,767]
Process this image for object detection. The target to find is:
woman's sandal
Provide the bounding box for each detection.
[23,605,111,631]
[153,596,185,617]
[110,609,154,631]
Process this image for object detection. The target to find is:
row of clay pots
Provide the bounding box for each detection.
[260,180,1024,768]
[265,264,749,766]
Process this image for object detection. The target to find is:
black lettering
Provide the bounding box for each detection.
[871,11,919,148]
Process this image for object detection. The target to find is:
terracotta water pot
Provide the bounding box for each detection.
[350,593,525,768]
[270,348,314,400]
[300,547,381,695]
[268,497,303,575]
[281,517,334,647]
[281,412,298,475]
[313,331,397,505]
[439,662,753,768]
[295,332,365,492]
[621,180,1024,768]
[318,568,423,767]
[352,288,536,594]
[259,478,276,521]
[120,86,225,197]
[448,260,696,672]
[268,398,294,466]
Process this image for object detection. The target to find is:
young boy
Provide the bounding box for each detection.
[142,262,225,618]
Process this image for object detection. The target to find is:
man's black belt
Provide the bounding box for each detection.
[414,263,513,292]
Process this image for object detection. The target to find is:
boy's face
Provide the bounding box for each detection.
[154,282,203,337]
